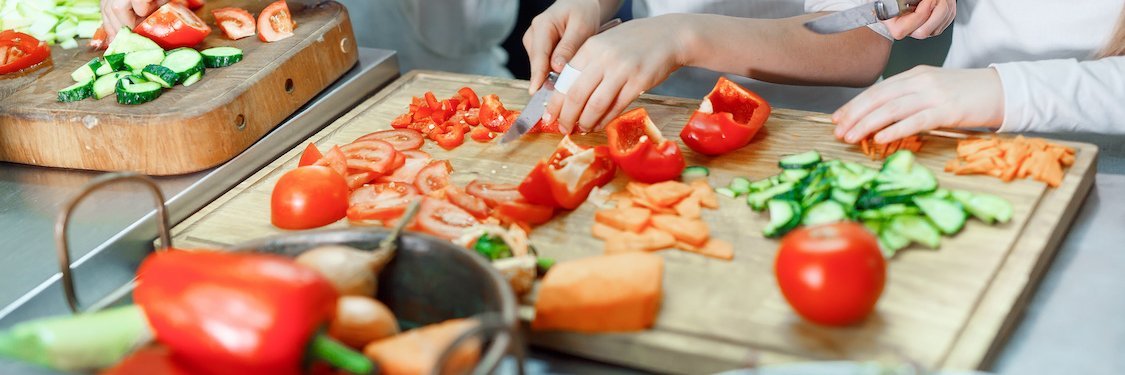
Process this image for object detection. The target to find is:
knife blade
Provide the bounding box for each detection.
[803,0,920,34]
[499,72,558,144]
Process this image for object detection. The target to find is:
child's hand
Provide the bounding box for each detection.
[833,66,1004,144]
[883,0,955,40]
[522,0,604,95]
[101,0,168,42]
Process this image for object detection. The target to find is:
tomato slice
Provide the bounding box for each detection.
[458,87,480,109]
[134,3,212,49]
[314,145,349,178]
[414,160,453,195]
[272,166,349,229]
[298,143,322,167]
[495,200,555,225]
[258,0,296,42]
[347,182,419,222]
[466,180,522,208]
[417,197,480,240]
[212,7,257,40]
[444,185,491,219]
[0,31,50,75]
[401,150,431,159]
[354,129,424,151]
[340,140,398,174]
[377,157,429,184]
[346,170,378,190]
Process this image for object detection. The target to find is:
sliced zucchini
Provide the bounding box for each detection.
[729,177,753,196]
[124,50,166,74]
[161,48,205,83]
[882,150,916,174]
[748,178,775,192]
[181,71,203,87]
[800,188,830,208]
[878,227,911,257]
[714,187,737,199]
[200,46,244,68]
[889,215,941,249]
[913,196,967,235]
[858,203,921,220]
[780,169,809,183]
[106,28,161,55]
[58,79,94,102]
[763,199,802,238]
[802,200,848,226]
[105,53,127,71]
[93,72,131,100]
[779,150,821,169]
[94,61,115,76]
[830,188,860,207]
[833,166,878,191]
[141,64,178,88]
[953,191,1013,224]
[746,182,796,211]
[70,58,100,82]
[116,76,163,105]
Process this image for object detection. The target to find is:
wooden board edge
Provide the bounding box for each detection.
[940,144,1098,369]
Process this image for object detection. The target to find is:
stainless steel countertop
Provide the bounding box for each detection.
[0,47,398,323]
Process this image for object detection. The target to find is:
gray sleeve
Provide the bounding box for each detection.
[993,57,1125,134]
[804,0,893,40]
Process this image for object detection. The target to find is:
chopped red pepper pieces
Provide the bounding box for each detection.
[134,3,212,49]
[0,30,50,75]
[518,136,617,210]
[679,77,771,156]
[605,108,686,183]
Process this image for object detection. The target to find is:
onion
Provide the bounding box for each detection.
[295,245,394,297]
[329,296,400,348]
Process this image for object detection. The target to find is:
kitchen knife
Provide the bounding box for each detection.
[803,0,921,34]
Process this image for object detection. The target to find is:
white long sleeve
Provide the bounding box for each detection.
[993,57,1125,134]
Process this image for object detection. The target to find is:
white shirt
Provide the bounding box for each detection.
[814,0,1125,133]
[337,0,516,78]
[636,0,871,113]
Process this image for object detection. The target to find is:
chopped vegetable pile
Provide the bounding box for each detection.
[860,135,924,160]
[946,135,1075,187]
[593,179,732,260]
[391,87,564,150]
[1,0,101,49]
[720,150,1013,256]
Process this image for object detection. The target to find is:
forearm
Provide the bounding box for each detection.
[994,57,1125,134]
[677,13,892,87]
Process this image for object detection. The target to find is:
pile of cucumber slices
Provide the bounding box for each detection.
[717,150,1013,256]
[58,27,244,104]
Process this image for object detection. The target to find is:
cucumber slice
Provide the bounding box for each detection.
[200,46,244,68]
[780,169,809,183]
[94,61,115,76]
[800,188,830,208]
[802,200,848,226]
[729,177,753,195]
[874,163,937,195]
[953,191,1013,224]
[748,178,774,192]
[714,187,737,199]
[830,188,859,207]
[779,150,821,169]
[105,53,127,71]
[116,76,163,105]
[93,72,131,100]
[878,227,911,257]
[863,219,885,235]
[858,203,921,220]
[746,182,796,211]
[70,58,99,82]
[141,64,178,88]
[106,28,161,55]
[913,196,967,235]
[763,199,802,238]
[832,166,878,191]
[182,71,203,87]
[124,49,165,74]
[58,79,94,102]
[161,48,204,83]
[882,150,916,174]
[889,215,941,249]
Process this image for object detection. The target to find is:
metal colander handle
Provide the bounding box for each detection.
[432,313,525,375]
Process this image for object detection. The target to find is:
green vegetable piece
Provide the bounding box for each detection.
[473,234,512,260]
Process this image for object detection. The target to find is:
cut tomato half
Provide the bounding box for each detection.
[466,180,523,208]
[134,3,212,49]
[258,0,296,42]
[417,197,480,240]
[444,185,491,219]
[354,129,425,151]
[314,145,349,178]
[340,140,398,174]
[298,143,322,167]
[212,7,256,40]
[414,160,453,195]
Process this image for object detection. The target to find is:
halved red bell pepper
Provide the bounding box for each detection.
[679,77,771,156]
[605,107,686,183]
[134,3,212,49]
[478,94,509,132]
[518,136,616,210]
[134,250,368,375]
[0,30,50,75]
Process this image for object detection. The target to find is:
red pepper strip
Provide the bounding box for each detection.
[520,136,616,210]
[517,161,560,207]
[134,250,370,375]
[605,107,686,183]
[478,94,510,132]
[458,87,481,108]
[679,77,771,156]
[0,31,50,75]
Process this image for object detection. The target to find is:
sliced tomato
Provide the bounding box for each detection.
[134,3,212,49]
[298,143,322,167]
[346,170,379,190]
[434,122,466,150]
[414,160,453,195]
[340,140,398,174]
[495,200,555,225]
[469,126,496,143]
[478,94,509,132]
[187,0,206,10]
[347,182,420,222]
[377,157,429,184]
[314,145,349,178]
[354,129,425,151]
[401,150,431,159]
[417,197,480,240]
[458,87,480,109]
[466,180,522,208]
[444,185,491,219]
[212,7,256,40]
[0,31,50,75]
[258,0,296,42]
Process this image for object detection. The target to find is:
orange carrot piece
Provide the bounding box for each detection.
[626,182,650,199]
[860,139,871,158]
[1039,158,1065,187]
[674,194,702,219]
[364,319,480,375]
[612,197,636,209]
[638,227,676,251]
[651,215,709,247]
[592,222,622,241]
[964,148,1003,162]
[633,197,676,215]
[645,181,694,207]
[532,252,663,333]
[595,207,652,233]
[693,239,735,261]
[953,158,996,175]
[945,159,961,173]
[957,138,999,155]
[689,179,719,209]
[604,237,646,255]
[1060,152,1076,167]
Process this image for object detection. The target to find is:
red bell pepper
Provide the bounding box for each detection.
[605,107,686,183]
[0,30,51,75]
[134,3,212,49]
[518,136,616,210]
[134,250,371,375]
[679,77,771,156]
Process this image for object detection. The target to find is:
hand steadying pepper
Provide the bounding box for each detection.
[133,250,373,375]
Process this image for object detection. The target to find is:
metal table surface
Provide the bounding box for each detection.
[2,50,1124,373]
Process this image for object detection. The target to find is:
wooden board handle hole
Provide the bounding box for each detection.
[285,78,295,94]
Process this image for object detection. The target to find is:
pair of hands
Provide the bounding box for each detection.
[100,0,168,42]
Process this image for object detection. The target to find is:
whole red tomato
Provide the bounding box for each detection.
[271,166,349,229]
[774,222,885,326]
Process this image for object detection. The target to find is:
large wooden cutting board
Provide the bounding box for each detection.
[169,71,1097,373]
[0,0,357,175]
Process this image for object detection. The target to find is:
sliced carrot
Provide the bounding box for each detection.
[957,138,999,155]
[612,196,636,209]
[364,319,480,375]
[691,239,734,260]
[644,181,694,207]
[532,252,663,333]
[860,139,871,158]
[945,159,961,173]
[952,158,995,175]
[651,215,709,247]
[674,194,702,219]
[964,148,1003,163]
[626,182,650,199]
[595,207,652,233]
[1039,157,1065,187]
[592,222,622,241]
[689,179,719,209]
[604,236,646,255]
[633,196,676,215]
[1060,152,1076,167]
[638,227,676,251]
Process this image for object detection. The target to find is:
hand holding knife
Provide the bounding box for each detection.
[804,0,923,34]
